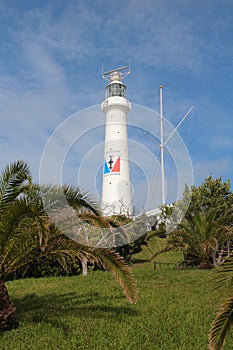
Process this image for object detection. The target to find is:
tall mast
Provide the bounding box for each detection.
[160,85,165,205]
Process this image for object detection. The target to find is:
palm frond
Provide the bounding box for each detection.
[77,212,111,227]
[0,160,32,206]
[0,197,50,278]
[40,184,101,215]
[150,246,174,261]
[30,236,137,304]
[0,163,137,304]
[46,242,137,303]
[87,247,137,304]
[0,228,37,278]
[209,296,233,350]
[210,256,233,290]
[62,185,101,215]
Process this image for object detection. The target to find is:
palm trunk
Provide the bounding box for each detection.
[0,280,16,331]
[81,257,88,276]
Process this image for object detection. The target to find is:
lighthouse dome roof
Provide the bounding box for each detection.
[109,80,125,85]
[110,71,122,82]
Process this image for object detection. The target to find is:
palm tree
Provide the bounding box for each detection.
[0,161,137,332]
[180,208,233,267]
[209,255,233,350]
[178,210,220,267]
[0,160,32,331]
[150,208,233,268]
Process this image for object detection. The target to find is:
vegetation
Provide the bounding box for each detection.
[209,255,233,350]
[0,261,232,350]
[1,159,233,348]
[147,177,233,349]
[150,177,233,268]
[183,177,233,214]
[0,161,137,332]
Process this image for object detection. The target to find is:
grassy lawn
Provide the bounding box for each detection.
[1,241,233,350]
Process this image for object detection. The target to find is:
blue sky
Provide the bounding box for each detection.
[0,0,233,209]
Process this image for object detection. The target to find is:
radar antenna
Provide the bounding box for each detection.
[102,63,130,82]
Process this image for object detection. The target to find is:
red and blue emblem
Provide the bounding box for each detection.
[104,155,120,174]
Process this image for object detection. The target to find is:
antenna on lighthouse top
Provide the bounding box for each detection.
[102,64,130,82]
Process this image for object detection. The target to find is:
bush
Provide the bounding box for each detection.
[6,255,82,280]
[115,234,148,263]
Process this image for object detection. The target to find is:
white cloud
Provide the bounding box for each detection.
[0,0,232,196]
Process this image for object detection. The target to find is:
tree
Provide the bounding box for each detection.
[180,177,233,266]
[174,208,232,267]
[0,160,32,331]
[182,176,233,218]
[209,255,233,349]
[0,161,137,332]
[150,177,233,267]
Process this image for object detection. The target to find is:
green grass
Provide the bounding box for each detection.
[132,236,183,264]
[1,261,233,350]
[1,238,232,350]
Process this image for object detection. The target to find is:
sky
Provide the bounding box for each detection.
[0,0,233,212]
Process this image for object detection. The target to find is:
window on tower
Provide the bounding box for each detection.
[106,83,126,98]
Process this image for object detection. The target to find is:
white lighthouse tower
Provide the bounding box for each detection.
[101,66,132,216]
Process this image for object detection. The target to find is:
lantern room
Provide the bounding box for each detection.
[105,81,127,99]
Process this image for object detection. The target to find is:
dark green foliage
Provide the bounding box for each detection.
[151,177,233,268]
[148,223,167,239]
[185,176,233,215]
[115,234,148,263]
[108,215,149,263]
[179,177,233,266]
[7,255,82,279]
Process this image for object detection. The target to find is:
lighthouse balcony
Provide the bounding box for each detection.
[101,96,131,112]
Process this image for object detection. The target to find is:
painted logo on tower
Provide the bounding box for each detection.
[104,152,121,175]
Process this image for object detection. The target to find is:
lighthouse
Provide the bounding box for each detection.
[101,66,132,216]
